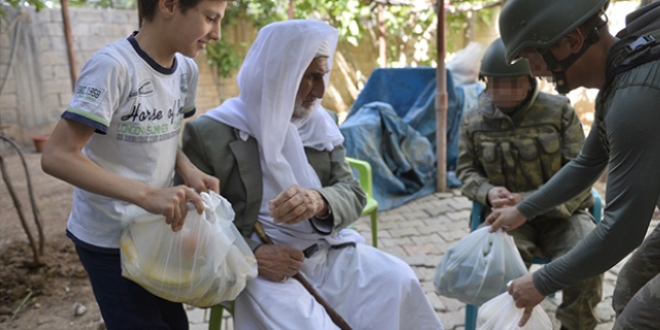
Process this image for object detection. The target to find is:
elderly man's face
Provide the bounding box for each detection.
[293,57,329,119]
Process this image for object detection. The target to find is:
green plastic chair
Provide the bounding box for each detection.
[208,157,379,330]
[346,157,379,248]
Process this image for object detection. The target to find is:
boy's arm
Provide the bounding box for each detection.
[175,148,220,194]
[41,118,204,231]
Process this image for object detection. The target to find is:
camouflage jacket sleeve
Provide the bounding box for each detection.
[457,109,494,206]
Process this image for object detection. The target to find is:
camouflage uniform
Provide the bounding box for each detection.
[457,86,603,330]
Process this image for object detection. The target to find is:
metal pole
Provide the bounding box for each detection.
[378,3,387,67]
[61,0,77,90]
[435,0,448,192]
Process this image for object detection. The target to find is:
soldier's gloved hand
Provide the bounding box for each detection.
[488,186,521,208]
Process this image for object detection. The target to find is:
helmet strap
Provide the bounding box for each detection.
[540,26,602,94]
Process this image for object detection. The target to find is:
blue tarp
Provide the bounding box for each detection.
[340,67,466,210]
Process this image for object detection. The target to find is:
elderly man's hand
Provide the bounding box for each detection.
[269,184,328,225]
[508,273,545,327]
[254,244,304,282]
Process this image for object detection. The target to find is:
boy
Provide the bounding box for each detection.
[41,1,228,328]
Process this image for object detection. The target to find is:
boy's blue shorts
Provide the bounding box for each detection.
[71,231,189,330]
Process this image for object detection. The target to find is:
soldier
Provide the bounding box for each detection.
[457,38,603,330]
[486,1,660,329]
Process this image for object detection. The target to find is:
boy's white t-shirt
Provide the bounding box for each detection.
[63,34,198,249]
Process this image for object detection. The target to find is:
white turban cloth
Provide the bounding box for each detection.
[203,20,346,249]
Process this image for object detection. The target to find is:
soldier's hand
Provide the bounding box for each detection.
[254,244,304,282]
[488,186,519,208]
[508,273,545,327]
[485,205,527,232]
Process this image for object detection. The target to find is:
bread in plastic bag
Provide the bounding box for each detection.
[477,291,553,330]
[433,226,527,306]
[120,191,257,307]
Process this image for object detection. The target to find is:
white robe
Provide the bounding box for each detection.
[234,243,444,330]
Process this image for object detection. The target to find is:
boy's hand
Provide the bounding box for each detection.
[183,167,220,195]
[141,186,205,231]
[175,149,220,194]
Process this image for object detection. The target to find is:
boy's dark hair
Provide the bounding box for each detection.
[137,0,207,27]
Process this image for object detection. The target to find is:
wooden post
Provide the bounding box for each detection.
[378,3,387,67]
[435,0,447,192]
[61,0,77,90]
[288,0,294,19]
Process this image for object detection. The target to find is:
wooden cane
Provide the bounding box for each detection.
[254,222,353,330]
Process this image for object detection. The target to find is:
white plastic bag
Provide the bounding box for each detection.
[120,191,257,307]
[433,226,527,306]
[477,291,553,330]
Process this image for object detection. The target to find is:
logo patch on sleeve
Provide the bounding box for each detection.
[74,85,106,106]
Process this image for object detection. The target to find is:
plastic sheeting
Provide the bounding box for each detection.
[340,67,474,210]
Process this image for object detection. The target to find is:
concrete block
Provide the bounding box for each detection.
[381,246,406,258]
[438,309,466,329]
[74,10,104,24]
[43,94,60,110]
[102,11,129,24]
[39,50,69,67]
[446,210,471,222]
[389,227,420,238]
[401,254,438,267]
[403,243,441,256]
[186,307,205,324]
[42,79,73,95]
[426,292,448,311]
[0,93,18,109]
[44,22,64,36]
[411,233,444,245]
[451,197,473,211]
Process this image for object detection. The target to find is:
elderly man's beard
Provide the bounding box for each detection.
[292,99,317,118]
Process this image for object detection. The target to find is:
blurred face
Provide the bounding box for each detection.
[485,76,531,109]
[171,0,228,58]
[293,57,329,119]
[521,48,553,77]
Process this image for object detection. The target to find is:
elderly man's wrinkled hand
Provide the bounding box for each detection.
[254,244,304,282]
[269,184,327,225]
[508,273,545,327]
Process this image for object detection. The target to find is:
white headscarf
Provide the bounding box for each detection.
[203,20,345,247]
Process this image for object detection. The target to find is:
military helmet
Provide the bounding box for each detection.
[479,38,530,78]
[499,0,610,64]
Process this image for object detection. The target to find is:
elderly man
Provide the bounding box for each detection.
[181,20,443,330]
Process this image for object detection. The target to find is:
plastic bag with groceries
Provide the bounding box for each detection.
[477,291,553,330]
[120,191,257,307]
[433,225,527,306]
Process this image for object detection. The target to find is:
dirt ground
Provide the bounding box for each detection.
[0,151,102,330]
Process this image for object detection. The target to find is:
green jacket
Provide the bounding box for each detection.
[457,85,592,219]
[180,116,366,251]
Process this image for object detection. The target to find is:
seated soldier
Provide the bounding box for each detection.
[181,19,444,330]
[456,38,603,330]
